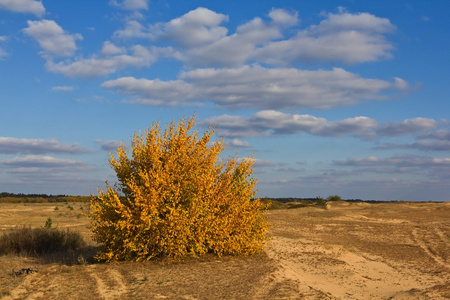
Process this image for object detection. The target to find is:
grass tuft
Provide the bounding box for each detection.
[0,226,86,255]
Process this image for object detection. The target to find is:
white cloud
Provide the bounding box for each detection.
[152,7,229,48]
[329,154,450,200]
[179,66,407,109]
[113,20,151,39]
[376,128,450,151]
[268,8,299,27]
[201,114,268,138]
[23,19,82,57]
[233,8,392,66]
[418,130,450,140]
[184,16,283,67]
[111,7,393,67]
[227,139,251,148]
[252,158,277,168]
[311,117,378,137]
[28,8,398,79]
[110,0,149,11]
[120,7,394,67]
[51,85,74,92]
[0,0,45,17]
[101,41,126,56]
[204,112,442,140]
[377,140,450,151]
[255,32,392,66]
[334,154,450,170]
[95,140,122,151]
[102,77,195,105]
[377,118,438,136]
[202,110,379,138]
[313,10,394,33]
[0,137,91,154]
[46,45,157,77]
[0,155,96,194]
[113,7,231,52]
[1,155,92,170]
[162,8,298,68]
[255,11,395,66]
[103,65,409,109]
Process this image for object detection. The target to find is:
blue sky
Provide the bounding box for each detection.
[0,0,449,201]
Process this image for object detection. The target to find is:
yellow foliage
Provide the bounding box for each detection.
[89,114,269,261]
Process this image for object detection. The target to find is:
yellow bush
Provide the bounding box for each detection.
[89,115,269,261]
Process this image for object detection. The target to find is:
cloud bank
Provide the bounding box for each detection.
[23,20,82,57]
[0,137,92,154]
[19,7,399,81]
[0,0,45,17]
[103,66,409,109]
[201,111,437,139]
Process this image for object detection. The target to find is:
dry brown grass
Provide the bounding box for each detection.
[0,201,449,299]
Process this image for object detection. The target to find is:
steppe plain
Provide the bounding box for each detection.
[0,200,449,299]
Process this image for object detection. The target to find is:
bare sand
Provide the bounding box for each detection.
[1,201,449,299]
[256,201,450,299]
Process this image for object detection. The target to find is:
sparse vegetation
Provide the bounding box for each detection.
[327,195,342,201]
[44,217,53,229]
[0,200,449,299]
[0,226,86,255]
[89,115,269,261]
[315,196,328,208]
[261,197,288,210]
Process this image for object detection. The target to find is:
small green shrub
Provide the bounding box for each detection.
[44,217,53,229]
[260,198,286,210]
[315,196,328,208]
[327,195,342,201]
[0,227,86,255]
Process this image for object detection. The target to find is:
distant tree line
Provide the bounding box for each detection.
[0,192,89,203]
[1,193,434,204]
[262,196,438,204]
[261,195,343,203]
[0,192,67,198]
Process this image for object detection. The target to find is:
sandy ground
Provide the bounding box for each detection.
[0,201,449,299]
[258,201,450,299]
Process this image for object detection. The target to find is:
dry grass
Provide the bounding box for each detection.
[0,201,449,299]
[0,226,86,255]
